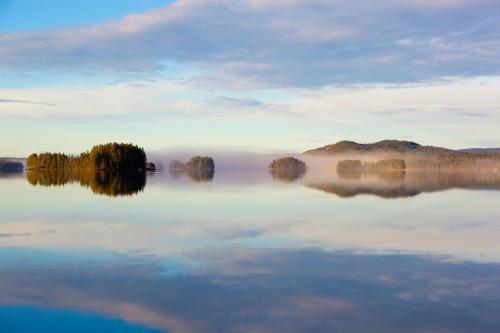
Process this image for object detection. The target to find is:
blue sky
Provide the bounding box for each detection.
[0,0,172,31]
[0,0,499,156]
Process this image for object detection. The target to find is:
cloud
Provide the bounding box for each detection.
[209,96,291,114]
[372,107,498,119]
[211,97,266,109]
[0,232,31,238]
[0,79,298,119]
[211,228,265,240]
[407,0,494,8]
[0,0,499,87]
[0,229,55,238]
[4,248,500,333]
[1,75,499,153]
[0,98,55,106]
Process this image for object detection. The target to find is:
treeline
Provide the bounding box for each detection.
[26,153,78,170]
[336,160,364,173]
[27,143,148,172]
[337,159,406,173]
[370,159,406,171]
[407,153,500,172]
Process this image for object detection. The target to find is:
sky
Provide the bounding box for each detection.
[0,0,499,156]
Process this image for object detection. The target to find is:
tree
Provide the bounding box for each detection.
[26,143,147,171]
[269,157,307,181]
[169,160,186,171]
[186,156,215,171]
[336,160,364,173]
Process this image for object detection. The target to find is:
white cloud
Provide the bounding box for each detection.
[407,0,494,8]
[2,75,499,129]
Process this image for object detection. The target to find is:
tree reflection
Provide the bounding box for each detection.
[187,168,214,182]
[168,168,214,182]
[335,168,362,180]
[269,169,306,182]
[26,170,146,197]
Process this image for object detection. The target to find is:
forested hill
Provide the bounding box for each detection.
[305,140,460,156]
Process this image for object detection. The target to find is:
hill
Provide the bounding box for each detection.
[304,140,452,156]
[304,140,500,171]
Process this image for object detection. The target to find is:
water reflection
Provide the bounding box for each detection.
[187,169,214,182]
[269,168,306,182]
[1,248,500,333]
[26,170,146,197]
[21,168,500,199]
[2,167,500,332]
[306,170,500,198]
[0,171,24,179]
[0,306,163,333]
[168,169,185,179]
[168,169,214,182]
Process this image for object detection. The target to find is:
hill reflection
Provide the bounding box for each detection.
[26,170,146,197]
[306,170,500,198]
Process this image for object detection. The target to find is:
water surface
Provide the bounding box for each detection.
[1,169,500,332]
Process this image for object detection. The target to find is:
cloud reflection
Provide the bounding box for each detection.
[1,248,500,333]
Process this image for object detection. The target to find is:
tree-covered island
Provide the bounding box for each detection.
[169,156,215,172]
[0,159,24,173]
[169,159,186,171]
[168,156,215,181]
[186,156,215,172]
[26,143,153,172]
[269,157,307,181]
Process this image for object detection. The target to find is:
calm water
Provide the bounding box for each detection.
[1,169,500,332]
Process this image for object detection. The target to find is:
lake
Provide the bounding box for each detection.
[1,168,500,332]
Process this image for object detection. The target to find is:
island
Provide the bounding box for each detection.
[336,160,364,173]
[169,159,186,171]
[269,157,307,181]
[0,159,24,173]
[26,143,154,172]
[145,161,156,171]
[186,156,215,172]
[168,156,215,182]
